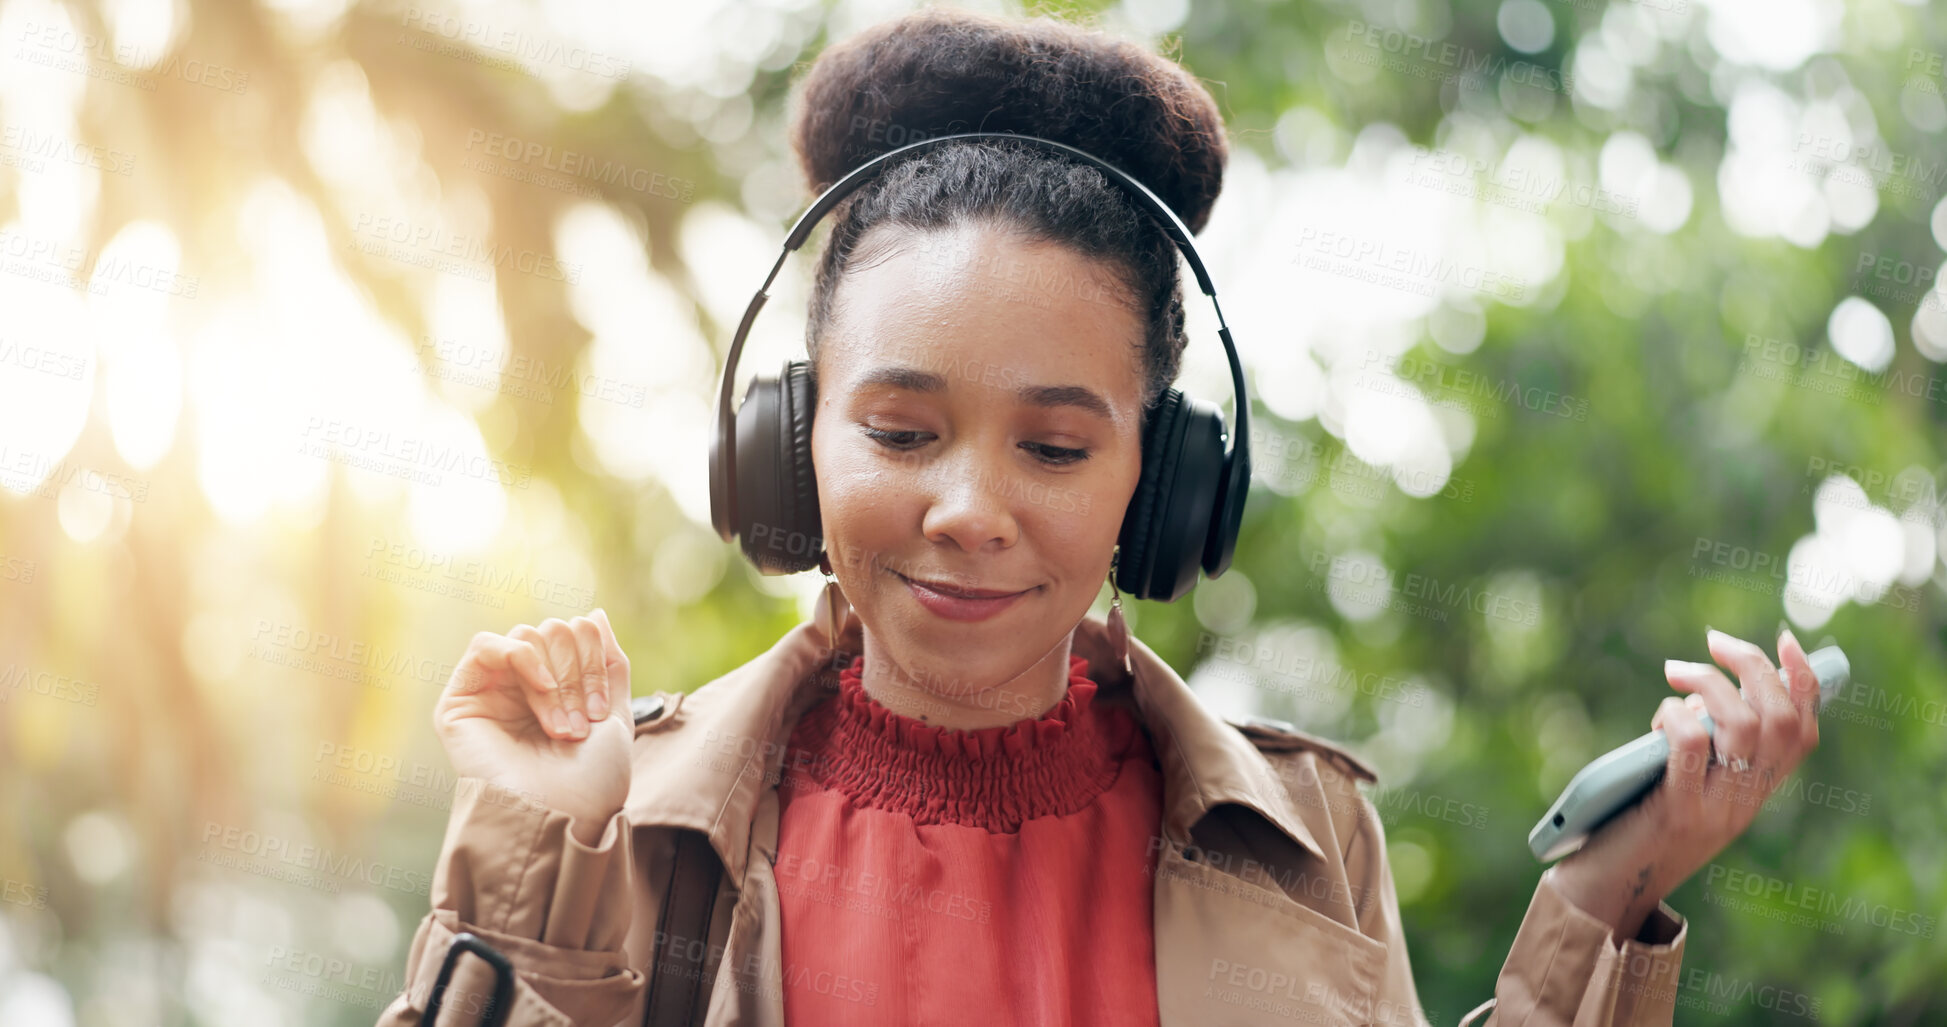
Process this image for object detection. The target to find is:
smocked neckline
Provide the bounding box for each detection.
[781,651,1136,832]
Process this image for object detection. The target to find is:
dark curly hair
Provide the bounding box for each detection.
[787,6,1229,431]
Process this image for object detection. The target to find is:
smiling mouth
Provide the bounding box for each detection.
[892,571,1032,599]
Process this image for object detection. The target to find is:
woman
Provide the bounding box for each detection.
[378,9,1823,1026]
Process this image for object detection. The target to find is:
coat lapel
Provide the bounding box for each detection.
[1073,616,1389,1026]
[1069,615,1327,863]
[626,620,841,886]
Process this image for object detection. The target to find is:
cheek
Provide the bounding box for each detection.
[810,424,899,564]
[1023,475,1127,562]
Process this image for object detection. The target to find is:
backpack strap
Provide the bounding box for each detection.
[643,829,724,1027]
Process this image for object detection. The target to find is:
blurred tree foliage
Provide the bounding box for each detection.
[1,0,1943,1023]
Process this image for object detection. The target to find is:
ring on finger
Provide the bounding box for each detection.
[1713,750,1752,773]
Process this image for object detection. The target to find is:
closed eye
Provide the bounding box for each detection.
[859,427,1090,466]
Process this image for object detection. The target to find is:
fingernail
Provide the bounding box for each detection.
[569,709,588,737]
[1779,626,1800,651]
[588,692,608,719]
[1667,659,1713,675]
[548,707,568,735]
[1706,627,1729,646]
[1685,693,1706,710]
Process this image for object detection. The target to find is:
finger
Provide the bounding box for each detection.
[589,607,631,720]
[449,632,512,697]
[1707,629,1793,769]
[1659,696,1711,801]
[570,616,609,723]
[469,632,566,736]
[1776,625,1821,755]
[1665,657,1756,770]
[1651,691,1701,730]
[538,618,590,739]
[512,623,579,739]
[1652,693,1679,731]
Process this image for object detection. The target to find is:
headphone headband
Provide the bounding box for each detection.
[708,130,1252,600]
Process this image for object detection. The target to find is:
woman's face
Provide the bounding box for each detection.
[811,219,1148,698]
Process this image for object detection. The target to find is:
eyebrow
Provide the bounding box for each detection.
[855,365,1115,421]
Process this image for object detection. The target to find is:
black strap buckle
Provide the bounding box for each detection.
[424,931,515,1027]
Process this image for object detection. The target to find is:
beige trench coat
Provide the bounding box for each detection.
[377,611,1688,1026]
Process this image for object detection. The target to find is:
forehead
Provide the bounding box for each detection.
[821,221,1146,408]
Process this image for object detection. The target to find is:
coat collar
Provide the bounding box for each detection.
[626,608,1327,886]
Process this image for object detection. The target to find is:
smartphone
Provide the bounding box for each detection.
[1528,645,1850,862]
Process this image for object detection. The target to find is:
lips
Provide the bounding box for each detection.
[895,573,1029,599]
[896,571,1036,623]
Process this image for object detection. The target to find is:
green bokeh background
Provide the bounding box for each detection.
[0,0,1943,1022]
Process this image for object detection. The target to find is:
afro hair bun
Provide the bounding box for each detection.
[788,7,1229,235]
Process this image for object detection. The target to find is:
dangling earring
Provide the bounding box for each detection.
[1106,546,1133,676]
[817,549,849,651]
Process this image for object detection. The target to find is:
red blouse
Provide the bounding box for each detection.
[774,651,1165,1025]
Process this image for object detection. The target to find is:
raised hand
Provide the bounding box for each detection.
[1548,626,1823,941]
[433,609,634,844]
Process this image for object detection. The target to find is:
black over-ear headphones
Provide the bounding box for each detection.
[707,131,1251,603]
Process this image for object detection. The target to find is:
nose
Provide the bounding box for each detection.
[919,446,1021,554]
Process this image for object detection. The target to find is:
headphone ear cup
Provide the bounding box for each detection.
[1116,391,1182,601]
[781,359,822,566]
[1117,389,1226,603]
[733,360,823,574]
